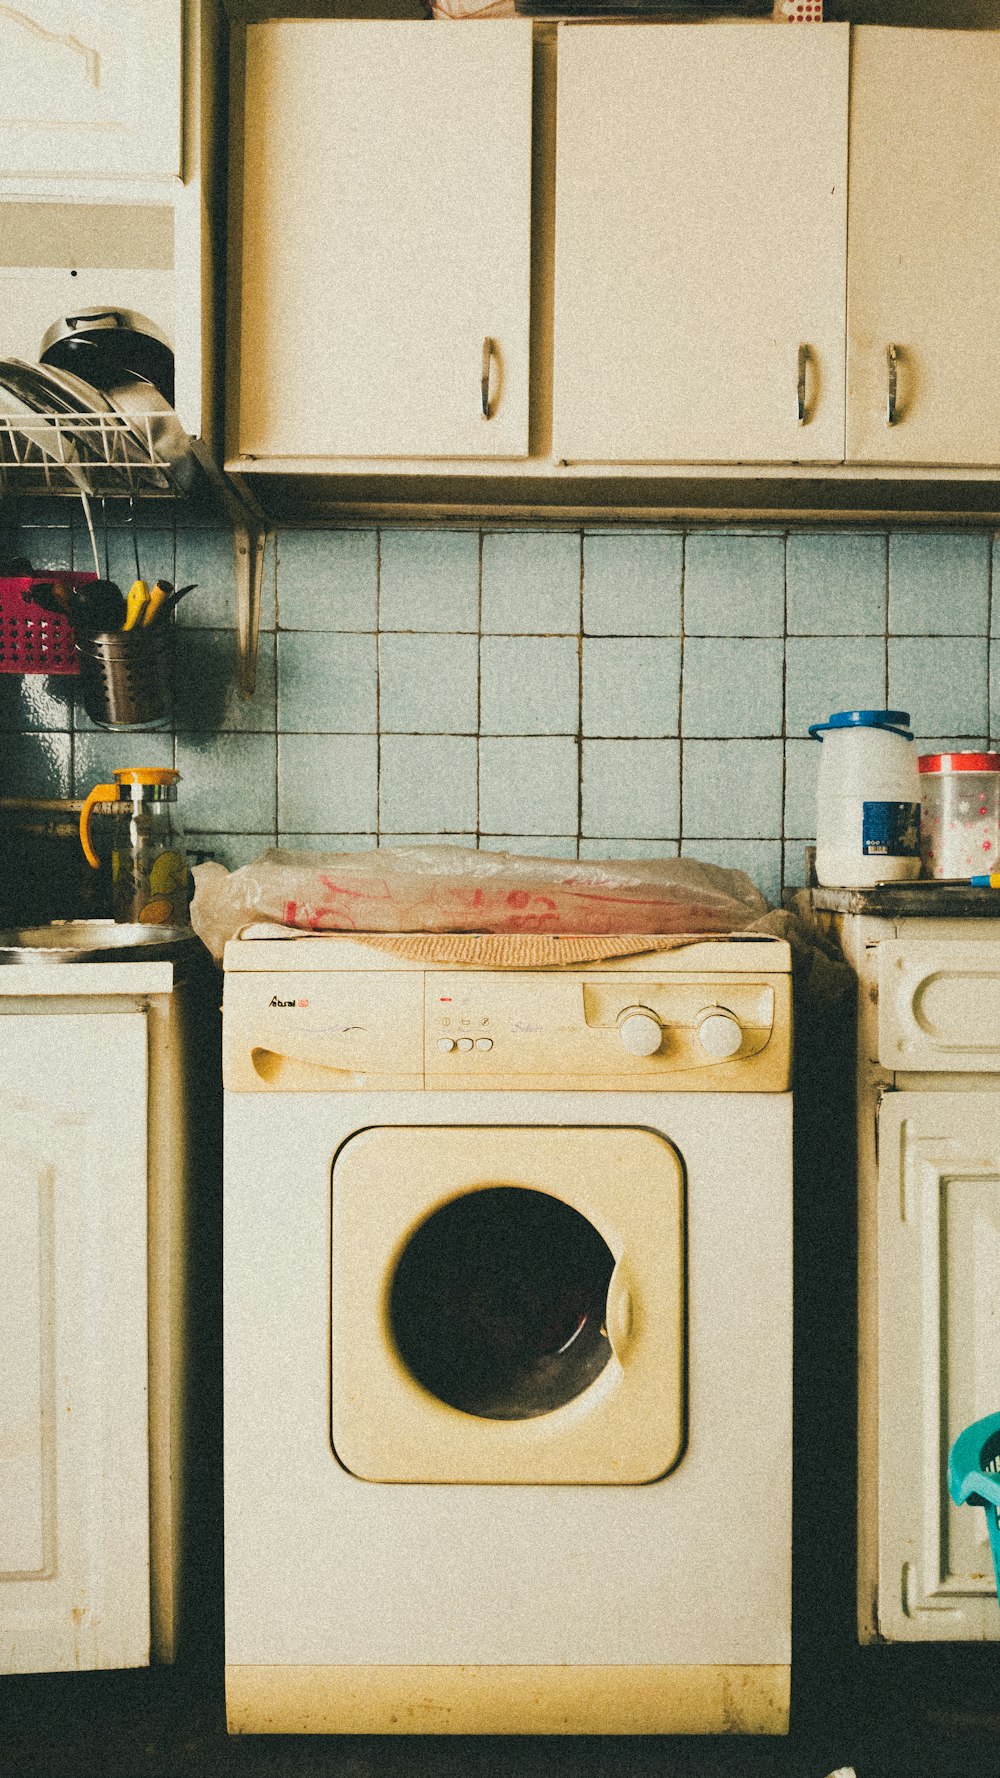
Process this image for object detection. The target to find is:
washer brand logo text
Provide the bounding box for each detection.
[268,996,309,1008]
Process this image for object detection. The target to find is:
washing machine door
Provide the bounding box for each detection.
[331,1125,684,1484]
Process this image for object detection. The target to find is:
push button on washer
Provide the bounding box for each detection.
[456,1037,475,1051]
[475,1037,493,1051]
[437,1037,455,1052]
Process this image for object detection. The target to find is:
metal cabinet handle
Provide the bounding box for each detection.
[797,344,809,425]
[886,343,899,426]
[481,336,496,420]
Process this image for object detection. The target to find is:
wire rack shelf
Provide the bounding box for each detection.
[0,409,177,497]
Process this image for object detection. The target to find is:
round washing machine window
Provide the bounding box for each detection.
[388,1187,615,1420]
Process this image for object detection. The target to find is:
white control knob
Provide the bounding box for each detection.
[698,1011,743,1060]
[456,1037,475,1052]
[437,1037,455,1052]
[618,1012,663,1057]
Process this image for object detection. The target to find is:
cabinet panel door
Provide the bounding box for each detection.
[0,1013,150,1674]
[0,2,181,183]
[874,1093,1000,1641]
[847,29,1000,467]
[238,21,532,461]
[553,23,848,465]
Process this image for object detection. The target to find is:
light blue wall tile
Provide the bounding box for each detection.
[480,736,579,835]
[889,532,989,635]
[581,739,679,838]
[278,733,376,833]
[683,740,783,839]
[0,730,70,797]
[278,632,376,733]
[188,833,268,871]
[578,837,680,860]
[380,633,478,734]
[276,530,374,631]
[481,636,578,736]
[582,533,682,635]
[784,738,821,838]
[785,635,886,737]
[684,534,784,636]
[379,531,478,632]
[482,834,579,858]
[890,635,988,739]
[0,672,73,733]
[682,837,781,905]
[380,833,477,849]
[916,736,988,759]
[15,525,75,574]
[174,631,276,732]
[73,730,174,798]
[783,840,813,888]
[380,735,477,833]
[582,638,679,738]
[177,732,277,832]
[786,532,886,635]
[176,529,277,632]
[681,637,782,738]
[481,533,579,635]
[277,833,377,852]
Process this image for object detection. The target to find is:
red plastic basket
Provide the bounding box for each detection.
[0,574,95,676]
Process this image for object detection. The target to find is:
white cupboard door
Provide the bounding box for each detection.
[0,2,182,184]
[552,23,848,465]
[847,28,1000,467]
[875,1093,1000,1642]
[0,1013,150,1673]
[238,21,533,462]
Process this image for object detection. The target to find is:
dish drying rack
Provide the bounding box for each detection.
[0,407,268,697]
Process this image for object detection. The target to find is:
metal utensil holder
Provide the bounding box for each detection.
[75,627,172,730]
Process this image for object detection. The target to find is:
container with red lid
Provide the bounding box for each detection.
[918,752,1000,878]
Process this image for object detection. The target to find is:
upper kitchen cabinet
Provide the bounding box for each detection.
[846,27,1000,468]
[232,20,533,463]
[552,23,849,466]
[0,1,182,185]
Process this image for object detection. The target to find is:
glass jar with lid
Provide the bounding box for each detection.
[919,752,1000,879]
[78,767,189,924]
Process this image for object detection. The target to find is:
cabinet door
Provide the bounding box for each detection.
[552,23,848,465]
[874,1093,1000,1642]
[0,2,181,183]
[847,29,1000,467]
[0,1012,150,1673]
[237,21,533,462]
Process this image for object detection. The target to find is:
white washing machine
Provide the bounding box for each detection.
[222,933,793,1736]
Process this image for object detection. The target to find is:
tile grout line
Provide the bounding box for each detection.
[576,529,584,860]
[375,530,382,846]
[778,529,789,902]
[475,530,483,847]
[677,532,686,852]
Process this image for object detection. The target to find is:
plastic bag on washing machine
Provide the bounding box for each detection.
[190,843,769,962]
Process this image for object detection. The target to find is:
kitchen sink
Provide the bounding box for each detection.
[0,920,198,964]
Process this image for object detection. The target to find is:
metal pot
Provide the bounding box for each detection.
[39,308,175,405]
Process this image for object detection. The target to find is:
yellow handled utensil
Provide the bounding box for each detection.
[123,578,150,630]
[142,579,173,626]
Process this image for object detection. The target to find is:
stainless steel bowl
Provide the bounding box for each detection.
[0,920,198,964]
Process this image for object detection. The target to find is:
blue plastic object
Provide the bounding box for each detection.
[808,708,914,741]
[948,1412,1000,1601]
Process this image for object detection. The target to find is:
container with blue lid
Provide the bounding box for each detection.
[810,707,921,887]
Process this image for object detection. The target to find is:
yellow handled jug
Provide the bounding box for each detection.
[79,767,189,925]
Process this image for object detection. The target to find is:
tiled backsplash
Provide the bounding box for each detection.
[2,510,996,906]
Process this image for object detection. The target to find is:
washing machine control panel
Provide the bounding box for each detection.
[424,971,790,1091]
[224,959,791,1091]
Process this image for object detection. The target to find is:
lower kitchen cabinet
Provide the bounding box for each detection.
[0,951,211,1675]
[0,1012,150,1673]
[828,911,1000,1644]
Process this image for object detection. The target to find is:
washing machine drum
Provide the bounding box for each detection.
[330,1126,685,1485]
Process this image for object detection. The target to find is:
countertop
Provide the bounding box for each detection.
[808,882,1000,918]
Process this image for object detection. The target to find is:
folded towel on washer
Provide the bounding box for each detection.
[190,844,768,963]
